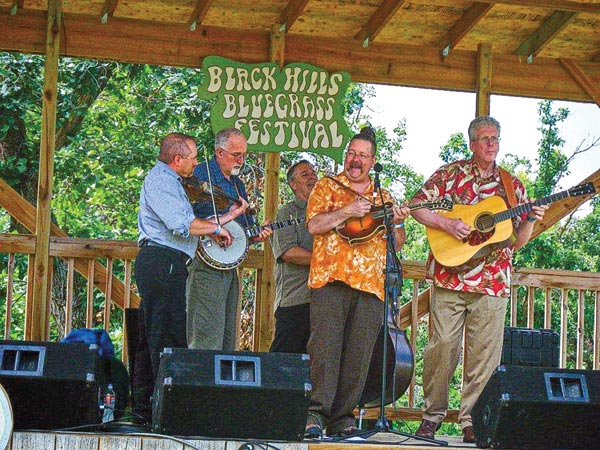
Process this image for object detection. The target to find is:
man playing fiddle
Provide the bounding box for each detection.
[304,127,410,438]
[187,128,272,351]
[133,133,245,424]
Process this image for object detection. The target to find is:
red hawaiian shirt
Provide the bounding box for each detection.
[412,159,529,297]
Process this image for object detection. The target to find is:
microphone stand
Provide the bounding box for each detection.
[334,167,447,446]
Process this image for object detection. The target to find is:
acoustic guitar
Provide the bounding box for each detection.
[335,199,453,245]
[427,182,596,267]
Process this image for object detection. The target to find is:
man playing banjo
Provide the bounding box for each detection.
[187,128,272,351]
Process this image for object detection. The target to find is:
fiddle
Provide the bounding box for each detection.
[181,176,243,210]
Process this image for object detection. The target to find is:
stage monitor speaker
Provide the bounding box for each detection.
[0,340,101,430]
[472,365,600,449]
[152,348,311,441]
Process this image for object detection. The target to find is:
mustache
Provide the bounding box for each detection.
[349,162,363,169]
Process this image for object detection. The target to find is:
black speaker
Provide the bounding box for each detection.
[152,348,311,440]
[0,340,101,430]
[472,365,600,449]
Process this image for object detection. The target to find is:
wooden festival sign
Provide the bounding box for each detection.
[199,56,352,163]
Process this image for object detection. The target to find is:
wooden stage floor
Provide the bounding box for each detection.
[7,431,475,450]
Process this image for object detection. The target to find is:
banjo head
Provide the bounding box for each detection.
[197,221,248,270]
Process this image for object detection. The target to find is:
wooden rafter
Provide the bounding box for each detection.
[355,0,407,47]
[188,0,215,32]
[531,168,600,240]
[485,0,600,14]
[476,43,492,117]
[10,0,24,15]
[559,58,600,106]
[514,10,577,62]
[278,0,309,33]
[2,9,599,103]
[440,2,493,57]
[100,0,119,24]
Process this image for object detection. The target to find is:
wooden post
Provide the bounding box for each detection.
[475,43,492,117]
[30,0,62,341]
[254,25,283,351]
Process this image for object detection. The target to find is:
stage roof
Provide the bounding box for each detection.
[1,0,599,103]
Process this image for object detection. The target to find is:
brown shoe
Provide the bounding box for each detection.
[463,425,475,444]
[415,419,440,439]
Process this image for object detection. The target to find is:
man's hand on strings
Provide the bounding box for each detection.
[251,220,273,243]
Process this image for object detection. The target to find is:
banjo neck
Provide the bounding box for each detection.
[245,217,304,238]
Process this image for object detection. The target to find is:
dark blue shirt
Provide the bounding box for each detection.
[193,156,255,227]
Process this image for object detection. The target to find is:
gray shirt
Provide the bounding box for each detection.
[271,197,313,309]
[138,161,198,259]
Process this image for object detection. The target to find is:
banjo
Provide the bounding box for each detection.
[196,217,303,270]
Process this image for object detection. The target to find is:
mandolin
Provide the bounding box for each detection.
[427,182,596,267]
[336,198,454,245]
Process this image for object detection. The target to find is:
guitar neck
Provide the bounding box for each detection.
[494,190,571,223]
[246,218,301,238]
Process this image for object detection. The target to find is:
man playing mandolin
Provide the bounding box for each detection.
[304,127,410,438]
[410,116,547,443]
[187,128,272,351]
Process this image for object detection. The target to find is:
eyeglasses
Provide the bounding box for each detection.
[346,150,374,161]
[474,136,501,145]
[220,148,247,161]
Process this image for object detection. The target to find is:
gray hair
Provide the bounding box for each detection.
[286,159,312,184]
[468,116,501,141]
[215,128,245,151]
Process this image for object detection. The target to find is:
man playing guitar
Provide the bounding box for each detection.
[410,116,547,443]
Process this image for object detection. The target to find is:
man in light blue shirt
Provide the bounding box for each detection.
[133,132,247,425]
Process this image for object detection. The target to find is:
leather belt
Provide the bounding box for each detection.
[140,239,193,267]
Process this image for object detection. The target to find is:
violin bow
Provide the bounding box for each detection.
[202,144,222,227]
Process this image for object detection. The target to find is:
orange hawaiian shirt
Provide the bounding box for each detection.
[306,173,395,301]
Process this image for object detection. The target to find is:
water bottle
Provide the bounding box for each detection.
[102,383,116,423]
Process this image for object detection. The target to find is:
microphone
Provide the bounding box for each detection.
[373,162,383,193]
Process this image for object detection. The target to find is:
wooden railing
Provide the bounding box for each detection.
[1,236,599,425]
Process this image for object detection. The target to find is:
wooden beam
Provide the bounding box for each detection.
[476,43,492,116]
[514,10,577,62]
[100,0,119,24]
[278,0,309,33]
[188,0,215,32]
[1,9,599,103]
[355,0,407,47]
[0,178,140,308]
[31,0,61,341]
[484,0,600,14]
[255,25,284,352]
[559,58,600,106]
[10,0,25,15]
[439,2,493,57]
[531,168,600,240]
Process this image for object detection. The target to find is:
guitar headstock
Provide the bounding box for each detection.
[426,198,454,211]
[568,182,596,197]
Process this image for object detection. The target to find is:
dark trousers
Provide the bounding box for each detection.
[308,282,383,434]
[269,303,310,354]
[132,246,188,423]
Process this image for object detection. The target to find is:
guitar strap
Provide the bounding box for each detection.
[499,167,517,208]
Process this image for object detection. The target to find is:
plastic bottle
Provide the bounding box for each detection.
[102,383,116,423]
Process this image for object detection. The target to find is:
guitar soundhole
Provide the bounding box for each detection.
[475,213,495,232]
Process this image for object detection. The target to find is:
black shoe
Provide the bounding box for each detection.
[304,424,323,439]
[333,425,362,437]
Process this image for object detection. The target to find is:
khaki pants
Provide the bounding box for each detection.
[421,286,507,428]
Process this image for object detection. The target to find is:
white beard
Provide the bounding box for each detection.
[231,167,241,176]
